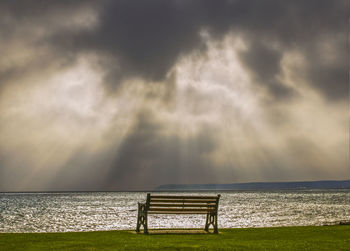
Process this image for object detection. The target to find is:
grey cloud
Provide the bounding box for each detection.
[58,0,349,100]
[0,0,348,100]
[54,0,208,85]
[303,41,348,101]
[227,0,348,100]
[0,1,93,94]
[238,41,294,99]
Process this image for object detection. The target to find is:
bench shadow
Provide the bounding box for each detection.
[132,229,218,235]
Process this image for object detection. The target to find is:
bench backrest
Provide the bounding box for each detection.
[145,194,220,214]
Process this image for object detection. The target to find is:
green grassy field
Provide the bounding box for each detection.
[1,225,349,250]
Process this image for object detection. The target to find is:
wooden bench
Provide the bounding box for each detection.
[136,193,221,234]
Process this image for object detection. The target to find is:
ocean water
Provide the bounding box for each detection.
[1,190,349,233]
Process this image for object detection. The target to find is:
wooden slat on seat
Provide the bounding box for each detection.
[148,211,210,214]
[149,203,216,207]
[148,208,215,212]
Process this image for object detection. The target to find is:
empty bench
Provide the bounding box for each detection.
[136,193,221,234]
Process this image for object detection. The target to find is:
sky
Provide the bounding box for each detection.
[0,0,349,191]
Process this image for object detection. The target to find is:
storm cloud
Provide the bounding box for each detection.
[0,0,348,191]
[50,0,349,100]
[1,0,347,98]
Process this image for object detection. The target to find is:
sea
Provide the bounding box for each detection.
[1,190,349,233]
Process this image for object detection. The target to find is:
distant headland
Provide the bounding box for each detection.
[155,180,350,191]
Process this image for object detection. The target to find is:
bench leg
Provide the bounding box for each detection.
[214,213,218,234]
[136,213,148,234]
[205,212,218,234]
[205,213,209,232]
[136,203,149,234]
[136,213,140,233]
[144,214,148,234]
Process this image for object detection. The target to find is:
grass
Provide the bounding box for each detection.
[0,225,349,250]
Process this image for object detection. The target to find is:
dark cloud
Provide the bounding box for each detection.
[0,0,348,100]
[225,0,348,100]
[238,41,294,99]
[53,0,208,86]
[303,41,348,101]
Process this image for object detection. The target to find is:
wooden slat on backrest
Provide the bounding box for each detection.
[150,195,218,199]
[146,194,220,213]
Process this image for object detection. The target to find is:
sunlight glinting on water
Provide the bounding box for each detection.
[1,190,349,232]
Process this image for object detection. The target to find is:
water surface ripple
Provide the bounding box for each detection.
[1,190,349,232]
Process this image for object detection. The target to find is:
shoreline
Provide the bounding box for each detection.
[1,221,350,234]
[1,221,349,234]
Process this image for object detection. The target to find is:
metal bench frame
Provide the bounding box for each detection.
[136,193,221,234]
